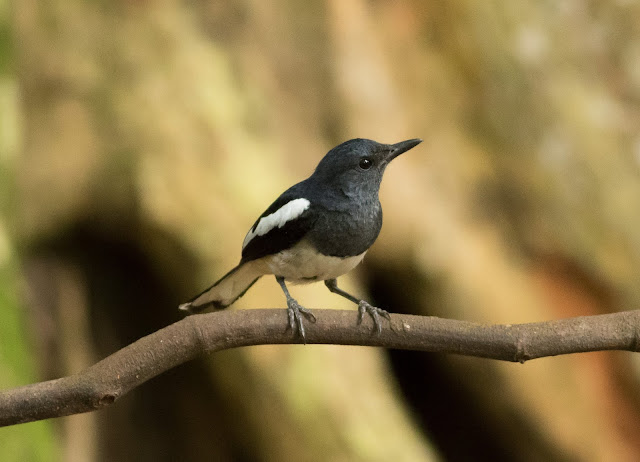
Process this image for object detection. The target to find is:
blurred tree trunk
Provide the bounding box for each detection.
[6,0,640,461]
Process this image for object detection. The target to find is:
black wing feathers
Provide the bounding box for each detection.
[241,186,317,263]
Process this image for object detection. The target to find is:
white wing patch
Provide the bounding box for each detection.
[242,198,311,250]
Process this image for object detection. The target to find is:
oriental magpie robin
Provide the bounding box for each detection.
[179,138,422,340]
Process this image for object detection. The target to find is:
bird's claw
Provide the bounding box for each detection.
[357,301,390,334]
[287,301,316,343]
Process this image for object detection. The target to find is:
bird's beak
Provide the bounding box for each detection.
[385,138,423,163]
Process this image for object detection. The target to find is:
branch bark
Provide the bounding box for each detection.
[2,308,640,427]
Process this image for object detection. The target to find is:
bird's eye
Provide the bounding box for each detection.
[359,157,373,170]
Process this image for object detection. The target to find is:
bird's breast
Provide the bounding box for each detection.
[308,201,382,257]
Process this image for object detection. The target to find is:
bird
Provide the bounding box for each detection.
[179,137,422,341]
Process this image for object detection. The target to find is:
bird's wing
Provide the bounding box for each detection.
[241,188,318,263]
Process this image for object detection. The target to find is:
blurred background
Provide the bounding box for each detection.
[2,0,640,461]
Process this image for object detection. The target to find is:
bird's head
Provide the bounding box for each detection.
[312,138,422,196]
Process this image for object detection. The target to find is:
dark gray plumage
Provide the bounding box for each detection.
[180,138,422,341]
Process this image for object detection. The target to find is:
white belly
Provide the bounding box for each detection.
[259,240,366,283]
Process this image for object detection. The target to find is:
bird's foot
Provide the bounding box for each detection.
[286,300,317,343]
[357,301,391,334]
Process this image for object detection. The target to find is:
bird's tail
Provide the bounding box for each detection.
[179,261,262,313]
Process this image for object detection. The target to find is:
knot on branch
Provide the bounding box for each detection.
[95,393,117,408]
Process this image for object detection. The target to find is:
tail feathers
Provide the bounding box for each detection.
[179,261,262,313]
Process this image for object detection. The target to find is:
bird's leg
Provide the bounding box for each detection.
[324,279,390,334]
[276,276,316,342]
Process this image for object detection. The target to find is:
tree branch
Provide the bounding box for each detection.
[2,308,640,427]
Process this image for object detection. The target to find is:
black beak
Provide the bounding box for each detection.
[386,138,423,162]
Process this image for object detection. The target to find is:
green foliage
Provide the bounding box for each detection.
[0,26,9,75]
[0,0,9,75]
[0,257,57,461]
[0,0,56,456]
